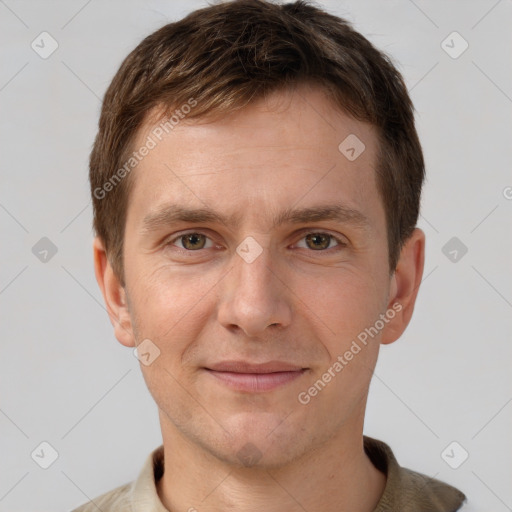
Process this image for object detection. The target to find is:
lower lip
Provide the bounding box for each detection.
[205,369,307,392]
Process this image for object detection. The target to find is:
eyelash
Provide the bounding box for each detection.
[165,230,346,254]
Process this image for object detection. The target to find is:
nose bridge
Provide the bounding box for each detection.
[217,245,291,336]
[235,247,275,301]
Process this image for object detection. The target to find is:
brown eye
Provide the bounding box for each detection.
[295,233,343,251]
[179,233,208,250]
[304,233,335,250]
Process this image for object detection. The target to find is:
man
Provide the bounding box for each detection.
[73,0,467,510]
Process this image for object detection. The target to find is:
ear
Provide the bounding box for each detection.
[381,228,425,345]
[93,236,136,347]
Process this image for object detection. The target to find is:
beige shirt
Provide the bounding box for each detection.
[71,436,466,512]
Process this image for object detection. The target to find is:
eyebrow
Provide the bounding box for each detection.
[140,202,370,236]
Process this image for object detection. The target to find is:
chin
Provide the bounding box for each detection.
[213,437,306,470]
[207,412,310,468]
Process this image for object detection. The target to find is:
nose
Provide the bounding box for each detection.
[216,247,292,338]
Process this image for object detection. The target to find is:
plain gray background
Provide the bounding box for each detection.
[1,1,511,510]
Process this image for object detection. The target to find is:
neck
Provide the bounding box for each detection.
[156,411,386,512]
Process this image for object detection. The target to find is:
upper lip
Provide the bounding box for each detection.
[205,361,306,373]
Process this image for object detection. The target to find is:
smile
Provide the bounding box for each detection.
[204,361,308,392]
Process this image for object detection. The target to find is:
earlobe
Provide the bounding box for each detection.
[381,228,425,345]
[93,237,136,347]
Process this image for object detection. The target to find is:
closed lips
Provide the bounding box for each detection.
[204,361,308,392]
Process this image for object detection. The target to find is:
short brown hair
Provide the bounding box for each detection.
[90,0,424,286]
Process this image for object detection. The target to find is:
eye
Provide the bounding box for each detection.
[295,232,343,251]
[170,232,214,250]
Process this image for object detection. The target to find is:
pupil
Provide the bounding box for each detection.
[308,234,328,250]
[184,233,204,249]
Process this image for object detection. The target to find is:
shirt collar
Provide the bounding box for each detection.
[364,436,466,511]
[130,444,168,512]
[130,436,466,512]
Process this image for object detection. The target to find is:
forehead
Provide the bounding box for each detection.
[125,84,383,231]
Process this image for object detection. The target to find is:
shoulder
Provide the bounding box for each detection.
[363,436,467,512]
[397,466,467,511]
[70,482,133,512]
[69,445,165,512]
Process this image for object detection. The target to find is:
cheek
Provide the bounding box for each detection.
[293,266,388,347]
[127,263,221,355]
[295,273,383,412]
[128,266,216,424]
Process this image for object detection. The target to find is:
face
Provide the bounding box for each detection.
[105,85,407,467]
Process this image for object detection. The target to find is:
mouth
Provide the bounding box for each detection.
[203,361,308,392]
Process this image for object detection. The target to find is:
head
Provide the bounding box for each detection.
[92,0,425,467]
